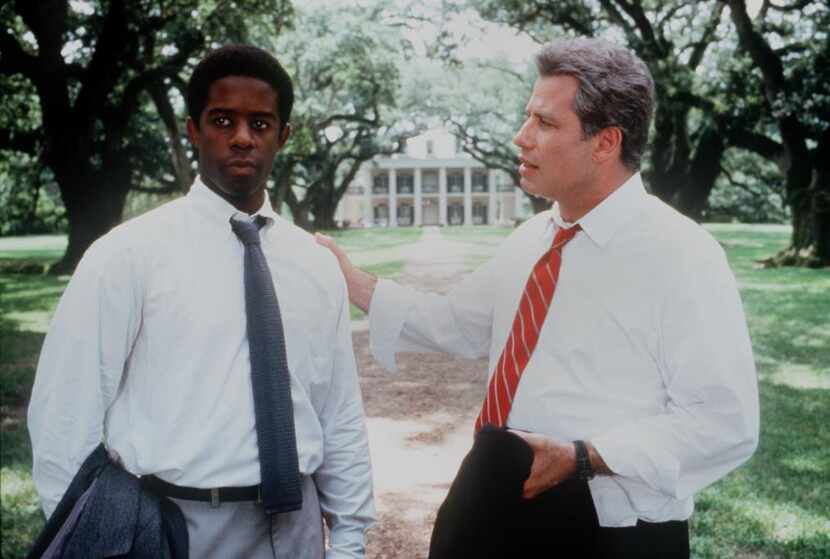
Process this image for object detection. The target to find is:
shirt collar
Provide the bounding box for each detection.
[549,172,647,248]
[188,176,281,229]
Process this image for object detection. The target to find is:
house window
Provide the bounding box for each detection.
[447,171,464,194]
[373,173,389,194]
[426,140,434,156]
[472,171,489,192]
[397,205,413,226]
[422,171,439,193]
[473,202,488,225]
[373,204,389,226]
[496,173,514,192]
[448,203,464,225]
[397,172,414,194]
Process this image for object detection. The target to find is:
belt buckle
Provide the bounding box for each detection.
[210,487,220,508]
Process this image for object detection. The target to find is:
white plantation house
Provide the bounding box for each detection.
[335,128,529,227]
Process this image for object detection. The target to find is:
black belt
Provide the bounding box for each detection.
[141,475,261,507]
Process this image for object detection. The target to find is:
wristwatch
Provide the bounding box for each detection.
[573,440,595,481]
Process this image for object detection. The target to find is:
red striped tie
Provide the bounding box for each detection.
[474,224,581,432]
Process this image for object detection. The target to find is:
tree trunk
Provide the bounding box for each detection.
[50,169,131,274]
[761,137,830,268]
[675,125,725,221]
[312,201,339,231]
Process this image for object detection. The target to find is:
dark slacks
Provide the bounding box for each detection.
[429,426,689,558]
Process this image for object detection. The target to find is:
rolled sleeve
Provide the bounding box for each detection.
[368,259,497,373]
[591,246,759,502]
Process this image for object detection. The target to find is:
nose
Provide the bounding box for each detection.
[513,117,533,149]
[231,122,255,150]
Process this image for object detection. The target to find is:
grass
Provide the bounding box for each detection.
[350,259,405,320]
[1,225,828,558]
[438,224,514,245]
[0,271,68,557]
[323,226,423,253]
[688,224,830,559]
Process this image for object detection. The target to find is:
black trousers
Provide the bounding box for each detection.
[596,518,689,558]
[428,427,689,559]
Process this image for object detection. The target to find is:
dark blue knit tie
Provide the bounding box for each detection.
[231,215,303,514]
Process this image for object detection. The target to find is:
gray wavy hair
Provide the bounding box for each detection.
[535,38,655,171]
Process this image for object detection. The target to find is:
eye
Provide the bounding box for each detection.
[252,119,270,130]
[213,116,231,127]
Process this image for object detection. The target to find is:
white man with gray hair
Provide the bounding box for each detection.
[318,37,759,558]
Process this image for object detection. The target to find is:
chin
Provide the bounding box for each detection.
[223,174,264,197]
[520,180,553,202]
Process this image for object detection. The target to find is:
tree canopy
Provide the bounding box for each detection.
[453,0,829,266]
[1,0,827,268]
[263,1,408,230]
[0,0,292,272]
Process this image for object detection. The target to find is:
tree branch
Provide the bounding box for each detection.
[687,2,724,70]
[728,129,785,162]
[148,80,192,192]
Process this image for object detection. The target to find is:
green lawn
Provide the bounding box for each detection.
[1,225,828,558]
[324,226,423,253]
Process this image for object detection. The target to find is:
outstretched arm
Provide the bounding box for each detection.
[316,232,497,373]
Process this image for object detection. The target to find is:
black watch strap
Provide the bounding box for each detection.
[574,440,595,481]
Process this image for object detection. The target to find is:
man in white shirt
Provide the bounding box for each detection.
[318,38,759,557]
[29,45,374,558]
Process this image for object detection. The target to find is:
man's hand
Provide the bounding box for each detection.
[315,233,378,313]
[509,430,577,499]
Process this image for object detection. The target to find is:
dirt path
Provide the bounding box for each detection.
[353,228,497,558]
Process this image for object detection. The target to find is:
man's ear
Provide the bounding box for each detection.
[186,117,200,149]
[592,126,623,164]
[277,122,291,150]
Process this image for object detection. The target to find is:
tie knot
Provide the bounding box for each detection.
[552,224,580,250]
[230,216,263,246]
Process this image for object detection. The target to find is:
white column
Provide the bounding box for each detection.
[438,167,447,226]
[513,186,525,219]
[488,169,498,225]
[363,168,374,226]
[389,168,397,227]
[463,167,473,226]
[414,167,423,226]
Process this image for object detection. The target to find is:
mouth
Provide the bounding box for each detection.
[226,159,258,174]
[518,156,539,175]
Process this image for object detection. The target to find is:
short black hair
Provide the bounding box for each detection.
[186,44,294,130]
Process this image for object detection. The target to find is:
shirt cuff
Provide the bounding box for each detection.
[590,429,681,499]
[368,279,411,374]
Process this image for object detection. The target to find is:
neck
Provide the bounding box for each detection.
[202,175,266,215]
[559,168,634,222]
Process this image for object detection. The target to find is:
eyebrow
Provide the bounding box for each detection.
[206,107,278,119]
[527,108,558,122]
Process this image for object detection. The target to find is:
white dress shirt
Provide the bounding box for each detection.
[28,177,375,558]
[369,173,759,527]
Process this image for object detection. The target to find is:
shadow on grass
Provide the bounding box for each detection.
[1,425,44,559]
[0,323,45,409]
[0,275,69,315]
[690,380,829,559]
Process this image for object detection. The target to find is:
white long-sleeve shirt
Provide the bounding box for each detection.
[28,177,375,558]
[370,173,759,527]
